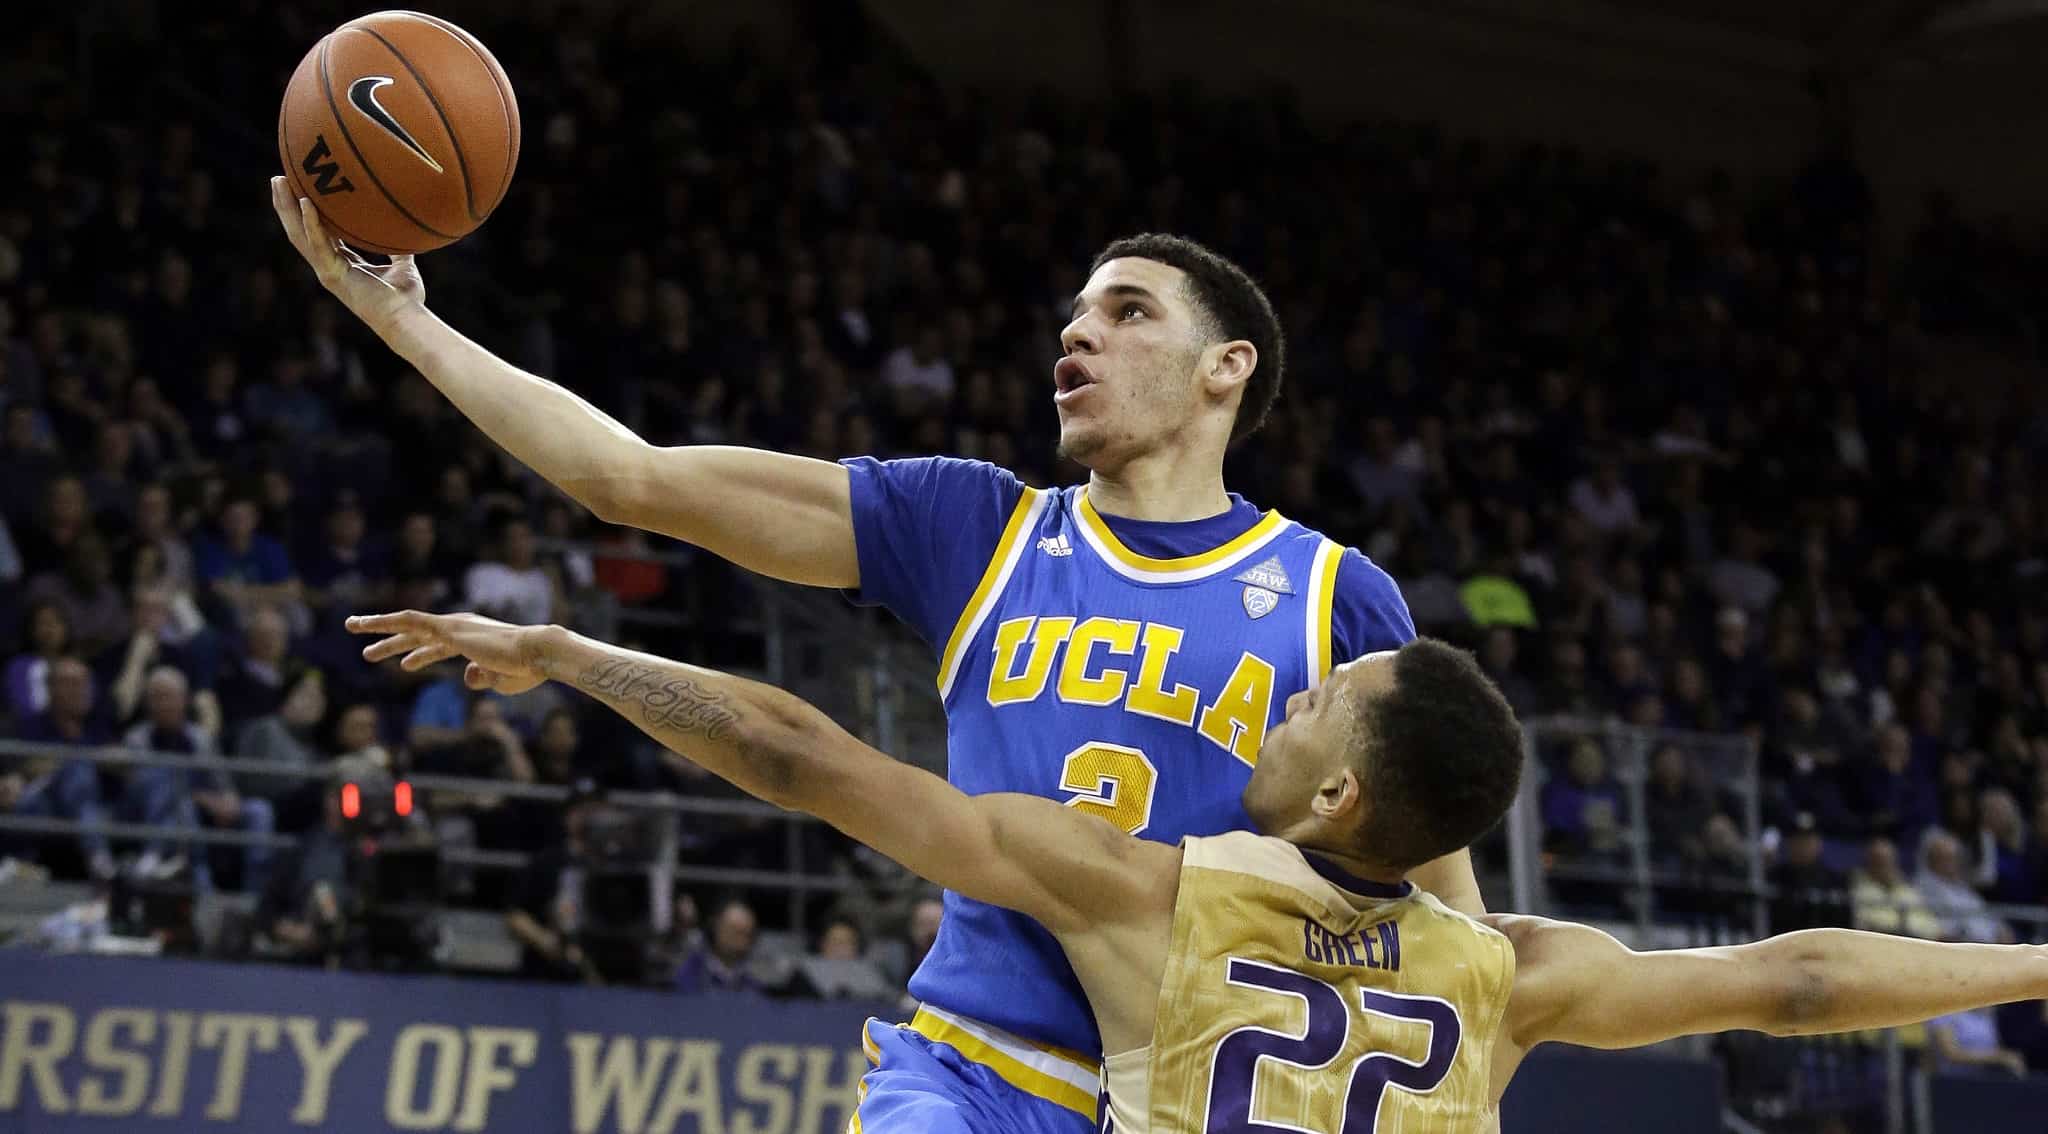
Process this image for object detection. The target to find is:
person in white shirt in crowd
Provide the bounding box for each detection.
[877,324,955,414]
[463,514,558,628]
[1917,827,2009,944]
[1568,455,1640,537]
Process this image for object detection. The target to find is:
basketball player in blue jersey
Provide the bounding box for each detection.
[275,180,1470,1133]
[356,610,2048,1133]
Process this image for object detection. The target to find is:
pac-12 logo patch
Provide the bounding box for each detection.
[1234,554,1292,619]
[1242,585,1280,619]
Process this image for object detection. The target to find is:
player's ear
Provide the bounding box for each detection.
[1201,340,1257,398]
[1310,766,1364,824]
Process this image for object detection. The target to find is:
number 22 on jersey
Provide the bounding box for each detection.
[1206,959,1461,1132]
[1098,957,1463,1134]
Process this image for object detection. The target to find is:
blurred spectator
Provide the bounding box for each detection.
[1774,689,1857,833]
[1709,525,1781,619]
[795,915,893,1000]
[1567,457,1639,538]
[462,514,557,627]
[301,492,389,615]
[245,350,333,441]
[1770,812,1849,932]
[330,702,392,771]
[127,483,201,626]
[1856,723,1940,846]
[231,669,327,809]
[1646,744,1716,868]
[1537,638,1596,716]
[215,606,301,732]
[1928,1008,2029,1077]
[817,917,862,961]
[417,696,536,853]
[390,513,458,609]
[2023,796,2048,905]
[0,404,57,530]
[5,658,116,877]
[1974,787,2032,902]
[105,584,213,724]
[878,325,954,414]
[195,497,301,626]
[5,600,74,721]
[1850,837,1942,939]
[1477,628,1538,717]
[1915,829,2006,943]
[121,666,272,892]
[505,782,608,985]
[1541,739,1625,860]
[25,534,129,660]
[1348,417,1424,524]
[675,898,762,995]
[19,475,93,577]
[16,657,195,881]
[1706,607,1767,727]
[0,506,18,581]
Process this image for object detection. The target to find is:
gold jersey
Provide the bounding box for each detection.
[1104,832,1514,1133]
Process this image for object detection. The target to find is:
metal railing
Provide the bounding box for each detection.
[0,737,859,926]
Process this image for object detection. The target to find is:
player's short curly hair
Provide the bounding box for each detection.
[1351,639,1525,872]
[1090,234,1284,448]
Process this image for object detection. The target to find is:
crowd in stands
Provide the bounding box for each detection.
[3,2,2048,1035]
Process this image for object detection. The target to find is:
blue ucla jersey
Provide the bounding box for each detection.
[844,456,1415,1067]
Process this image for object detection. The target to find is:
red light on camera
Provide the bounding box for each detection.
[341,782,361,820]
[394,781,413,817]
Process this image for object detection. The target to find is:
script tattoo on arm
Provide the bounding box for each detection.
[573,658,742,742]
[566,651,804,801]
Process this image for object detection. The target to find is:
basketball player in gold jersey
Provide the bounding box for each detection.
[348,608,2048,1131]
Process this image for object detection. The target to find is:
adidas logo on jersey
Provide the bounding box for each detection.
[1037,533,1073,557]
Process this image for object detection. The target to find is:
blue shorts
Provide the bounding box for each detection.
[855,1007,1102,1134]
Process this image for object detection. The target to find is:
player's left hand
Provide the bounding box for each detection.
[347,610,553,695]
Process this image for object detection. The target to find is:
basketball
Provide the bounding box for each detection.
[277,10,520,256]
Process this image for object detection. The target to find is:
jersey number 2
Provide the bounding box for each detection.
[1059,741,1159,835]
[1205,958,1461,1133]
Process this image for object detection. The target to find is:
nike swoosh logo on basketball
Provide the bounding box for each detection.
[346,76,445,174]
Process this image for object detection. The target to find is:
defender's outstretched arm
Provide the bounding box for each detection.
[1492,913,2048,1051]
[349,611,1177,932]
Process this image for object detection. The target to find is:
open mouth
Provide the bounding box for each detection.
[1053,356,1099,402]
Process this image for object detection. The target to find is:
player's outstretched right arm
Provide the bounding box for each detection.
[345,610,1180,934]
[269,178,857,588]
[1492,914,2048,1053]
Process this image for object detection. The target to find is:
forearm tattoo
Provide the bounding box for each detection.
[573,658,742,743]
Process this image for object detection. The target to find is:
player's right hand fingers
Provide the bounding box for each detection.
[401,643,456,671]
[360,632,423,664]
[347,612,427,636]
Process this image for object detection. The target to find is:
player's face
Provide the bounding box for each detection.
[1054,258,1207,467]
[1241,655,1396,835]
